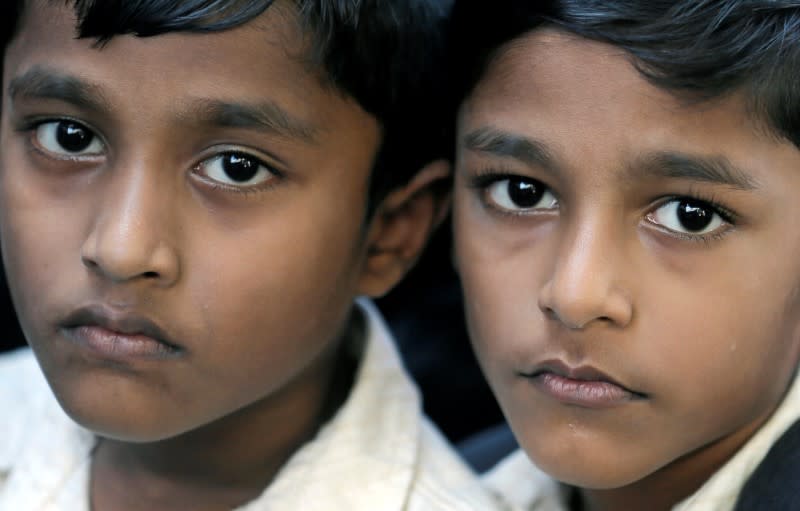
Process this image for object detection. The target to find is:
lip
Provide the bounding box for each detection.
[58,305,183,362]
[521,360,647,409]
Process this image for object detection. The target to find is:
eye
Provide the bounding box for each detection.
[195,152,278,188]
[486,176,558,212]
[647,198,726,235]
[34,120,104,157]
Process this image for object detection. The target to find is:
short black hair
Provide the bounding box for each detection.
[2,0,453,208]
[449,0,800,149]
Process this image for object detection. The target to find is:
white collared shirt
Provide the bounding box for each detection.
[0,299,507,510]
[483,371,800,510]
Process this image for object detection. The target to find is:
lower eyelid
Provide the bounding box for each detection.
[25,135,104,163]
[642,215,734,243]
[479,195,559,219]
[190,173,282,198]
[670,227,734,244]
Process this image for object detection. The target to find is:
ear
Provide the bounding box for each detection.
[357,159,451,298]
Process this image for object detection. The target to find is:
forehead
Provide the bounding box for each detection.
[468,29,655,119]
[3,1,336,128]
[468,28,751,130]
[459,28,799,185]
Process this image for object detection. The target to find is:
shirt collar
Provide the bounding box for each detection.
[675,369,800,510]
[237,298,424,510]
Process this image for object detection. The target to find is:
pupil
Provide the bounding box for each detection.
[677,200,713,232]
[508,178,543,208]
[56,122,93,152]
[222,154,259,182]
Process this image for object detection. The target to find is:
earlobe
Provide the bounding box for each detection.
[357,159,451,297]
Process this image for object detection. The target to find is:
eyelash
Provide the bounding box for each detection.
[191,153,284,197]
[192,146,286,191]
[649,191,738,244]
[19,117,106,157]
[468,168,740,243]
[468,167,556,218]
[657,192,736,223]
[468,167,532,190]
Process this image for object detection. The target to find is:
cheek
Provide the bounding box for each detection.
[0,189,79,331]
[183,201,365,363]
[455,230,545,387]
[0,143,86,278]
[641,264,800,446]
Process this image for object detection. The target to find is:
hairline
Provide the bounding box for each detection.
[475,22,799,151]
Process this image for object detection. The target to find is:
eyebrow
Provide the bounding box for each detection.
[8,66,110,113]
[463,127,559,172]
[464,126,759,191]
[632,152,759,191]
[8,67,318,143]
[189,99,318,143]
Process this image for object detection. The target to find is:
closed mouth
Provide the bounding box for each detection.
[58,304,183,355]
[520,359,648,400]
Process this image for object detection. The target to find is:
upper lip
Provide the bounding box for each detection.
[58,304,182,351]
[523,359,646,396]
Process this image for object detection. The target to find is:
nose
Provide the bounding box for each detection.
[538,219,633,330]
[81,166,180,287]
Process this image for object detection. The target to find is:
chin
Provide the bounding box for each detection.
[53,391,187,443]
[545,466,645,490]
[81,420,183,443]
[520,439,653,490]
[74,413,180,443]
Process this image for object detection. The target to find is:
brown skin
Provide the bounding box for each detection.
[454,29,800,511]
[0,2,448,510]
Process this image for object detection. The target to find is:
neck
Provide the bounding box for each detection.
[90,315,361,511]
[576,413,770,511]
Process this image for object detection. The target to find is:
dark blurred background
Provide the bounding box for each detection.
[0,220,503,443]
[376,220,504,442]
[0,269,24,354]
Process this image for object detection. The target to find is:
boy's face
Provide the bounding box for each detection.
[0,2,391,440]
[454,29,800,488]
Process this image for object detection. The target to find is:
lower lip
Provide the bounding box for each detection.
[62,326,179,361]
[531,372,640,408]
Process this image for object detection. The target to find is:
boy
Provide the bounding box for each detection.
[0,1,506,509]
[449,0,800,509]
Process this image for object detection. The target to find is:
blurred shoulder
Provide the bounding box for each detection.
[0,348,50,469]
[482,449,567,510]
[0,347,46,399]
[407,418,513,510]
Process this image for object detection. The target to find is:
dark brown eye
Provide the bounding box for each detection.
[56,122,95,153]
[221,153,261,183]
[649,198,726,236]
[676,200,714,232]
[195,151,278,188]
[486,176,557,212]
[507,178,545,208]
[34,120,104,156]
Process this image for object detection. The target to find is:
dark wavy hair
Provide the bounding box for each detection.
[2,0,453,207]
[449,0,800,148]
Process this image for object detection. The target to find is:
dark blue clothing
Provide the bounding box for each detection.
[734,419,800,510]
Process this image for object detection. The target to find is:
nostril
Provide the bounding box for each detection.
[542,306,559,321]
[81,257,99,270]
[143,271,159,279]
